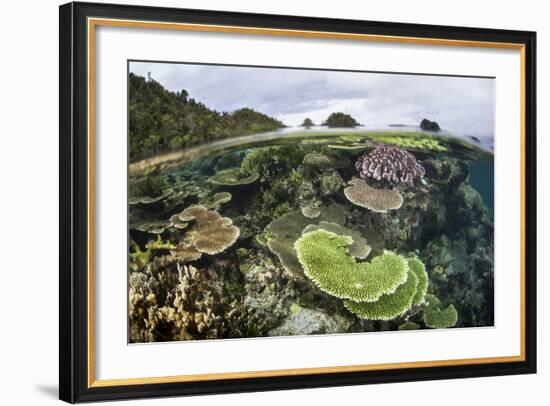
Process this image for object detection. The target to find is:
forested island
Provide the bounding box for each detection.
[129,73,285,162]
[322,112,360,128]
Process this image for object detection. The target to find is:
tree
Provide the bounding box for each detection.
[128,73,285,162]
[301,118,314,127]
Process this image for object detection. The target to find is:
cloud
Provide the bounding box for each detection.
[130,62,494,139]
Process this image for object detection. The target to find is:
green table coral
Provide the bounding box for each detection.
[263,205,346,275]
[302,221,371,259]
[398,321,420,330]
[294,229,408,302]
[409,257,429,305]
[423,294,458,328]
[344,260,419,320]
[344,257,427,320]
[368,132,448,152]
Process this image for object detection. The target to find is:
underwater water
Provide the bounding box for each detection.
[128,129,494,343]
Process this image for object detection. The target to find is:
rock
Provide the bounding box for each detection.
[420,118,441,132]
[423,158,469,187]
[268,304,352,336]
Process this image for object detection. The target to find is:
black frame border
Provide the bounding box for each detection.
[59,1,536,403]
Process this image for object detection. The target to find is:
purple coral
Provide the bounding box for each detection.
[355,146,425,186]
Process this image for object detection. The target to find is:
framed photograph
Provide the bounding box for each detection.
[59,1,536,403]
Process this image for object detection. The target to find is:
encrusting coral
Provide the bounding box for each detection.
[355,146,425,186]
[344,178,404,213]
[294,229,408,302]
[170,205,239,262]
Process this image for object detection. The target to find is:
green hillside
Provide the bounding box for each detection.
[129,73,285,162]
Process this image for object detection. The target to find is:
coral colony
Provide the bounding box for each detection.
[355,146,426,186]
[128,73,494,342]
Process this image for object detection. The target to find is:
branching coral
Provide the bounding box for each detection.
[355,146,425,186]
[208,167,259,186]
[320,170,344,196]
[240,146,305,182]
[129,257,248,342]
[294,229,408,302]
[302,152,338,174]
[129,237,176,271]
[170,205,239,262]
[344,178,403,213]
[423,293,458,328]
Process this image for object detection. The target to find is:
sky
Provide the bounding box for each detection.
[130,61,495,141]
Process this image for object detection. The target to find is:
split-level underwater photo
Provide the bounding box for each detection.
[128,61,495,343]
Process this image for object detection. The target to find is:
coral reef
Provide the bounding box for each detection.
[398,321,420,330]
[241,146,305,182]
[295,230,408,302]
[302,221,371,259]
[301,204,321,219]
[344,178,404,213]
[369,133,447,152]
[128,125,494,341]
[302,152,340,175]
[268,304,352,336]
[320,170,344,196]
[344,265,418,320]
[355,146,425,186]
[409,257,429,305]
[129,257,248,342]
[200,191,232,210]
[209,167,259,186]
[129,237,176,272]
[263,205,346,276]
[423,294,458,328]
[170,205,239,262]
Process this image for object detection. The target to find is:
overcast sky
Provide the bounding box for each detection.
[130,61,494,141]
